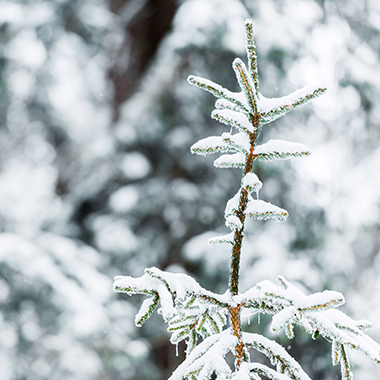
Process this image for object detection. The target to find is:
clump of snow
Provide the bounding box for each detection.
[119,152,151,180]
[242,172,262,193]
[108,186,139,213]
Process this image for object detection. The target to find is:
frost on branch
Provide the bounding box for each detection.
[224,190,288,223]
[214,153,246,169]
[242,173,262,194]
[114,268,380,379]
[208,232,235,245]
[114,267,229,355]
[253,140,311,161]
[258,86,326,125]
[169,329,237,380]
[211,109,255,135]
[242,276,380,377]
[245,199,288,221]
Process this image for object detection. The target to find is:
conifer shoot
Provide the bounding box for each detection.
[113,19,380,380]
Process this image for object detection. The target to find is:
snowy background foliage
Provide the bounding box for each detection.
[0,0,380,379]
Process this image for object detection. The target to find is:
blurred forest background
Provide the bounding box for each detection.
[0,0,380,379]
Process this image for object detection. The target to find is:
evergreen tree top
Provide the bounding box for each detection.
[114,19,380,380]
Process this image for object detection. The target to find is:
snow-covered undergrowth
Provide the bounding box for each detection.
[114,20,380,380]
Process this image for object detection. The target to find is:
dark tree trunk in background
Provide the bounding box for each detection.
[108,0,178,119]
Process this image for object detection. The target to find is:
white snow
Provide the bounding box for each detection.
[245,199,288,221]
[242,172,262,193]
[135,297,157,326]
[212,108,255,133]
[214,153,246,168]
[119,152,151,180]
[225,215,243,230]
[222,132,250,153]
[224,190,241,218]
[258,85,325,113]
[191,135,232,155]
[242,332,312,380]
[209,232,235,245]
[254,139,310,158]
[169,329,236,380]
[232,57,258,113]
[189,75,248,110]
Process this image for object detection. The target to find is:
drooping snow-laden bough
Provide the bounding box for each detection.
[113,19,380,380]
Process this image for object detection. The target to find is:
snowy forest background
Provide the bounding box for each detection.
[1,0,380,379]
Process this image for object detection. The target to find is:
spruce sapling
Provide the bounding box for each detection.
[113,19,380,380]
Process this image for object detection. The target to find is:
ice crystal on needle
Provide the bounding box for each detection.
[114,19,380,380]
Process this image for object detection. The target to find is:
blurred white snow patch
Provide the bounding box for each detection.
[322,236,355,274]
[0,278,10,302]
[0,160,60,234]
[31,360,50,377]
[174,0,248,52]
[85,133,115,161]
[24,132,56,165]
[120,152,151,180]
[369,6,380,31]
[9,69,36,100]
[172,179,200,201]
[240,223,319,289]
[355,42,378,66]
[7,100,29,135]
[125,339,150,360]
[109,185,140,213]
[163,205,181,223]
[294,137,348,184]
[313,90,340,122]
[331,145,380,228]
[112,353,135,374]
[0,3,23,24]
[257,2,296,53]
[0,354,13,380]
[0,1,52,26]
[79,3,113,28]
[309,19,350,60]
[6,29,46,68]
[183,232,230,271]
[285,0,322,25]
[163,204,187,237]
[37,233,112,301]
[347,48,380,89]
[21,320,41,341]
[24,3,54,26]
[108,300,135,324]
[0,325,18,348]
[61,345,101,376]
[48,34,111,142]
[288,56,320,89]
[165,264,187,274]
[92,216,139,254]
[167,126,193,149]
[341,85,361,113]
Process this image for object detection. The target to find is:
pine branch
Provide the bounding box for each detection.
[253,140,311,161]
[211,109,255,135]
[232,58,258,114]
[168,329,237,380]
[259,86,326,124]
[243,332,312,380]
[188,75,248,112]
[244,19,259,95]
